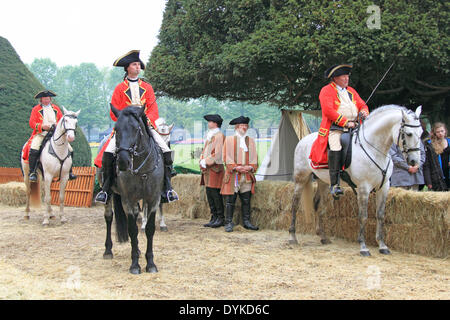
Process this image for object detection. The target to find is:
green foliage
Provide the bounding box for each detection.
[146,0,449,123]
[0,36,91,167]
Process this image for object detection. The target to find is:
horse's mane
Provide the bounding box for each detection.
[366,104,411,120]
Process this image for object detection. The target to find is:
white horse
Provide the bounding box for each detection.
[289,105,423,256]
[21,107,80,225]
[141,117,174,231]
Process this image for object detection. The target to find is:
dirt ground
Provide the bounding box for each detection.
[0,204,448,300]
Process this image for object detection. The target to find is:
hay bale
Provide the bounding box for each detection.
[0,182,27,206]
[167,174,449,258]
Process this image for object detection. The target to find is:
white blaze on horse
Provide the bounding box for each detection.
[21,107,80,225]
[290,105,423,256]
[141,117,174,231]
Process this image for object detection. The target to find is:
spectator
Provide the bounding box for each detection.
[389,141,425,191]
[423,122,450,191]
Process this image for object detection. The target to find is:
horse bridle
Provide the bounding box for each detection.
[357,115,421,190]
[52,114,78,145]
[115,115,155,175]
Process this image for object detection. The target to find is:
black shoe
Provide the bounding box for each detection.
[241,191,259,231]
[69,171,77,180]
[210,217,224,228]
[224,194,236,232]
[203,215,216,228]
[28,149,40,183]
[162,152,179,203]
[328,150,343,200]
[95,191,108,204]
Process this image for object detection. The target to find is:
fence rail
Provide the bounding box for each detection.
[0,167,96,207]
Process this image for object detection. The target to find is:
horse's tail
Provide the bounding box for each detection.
[30,178,41,208]
[300,174,315,226]
[113,193,129,243]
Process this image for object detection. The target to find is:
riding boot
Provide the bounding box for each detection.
[240,191,259,230]
[328,150,344,200]
[28,149,40,182]
[95,152,115,204]
[161,151,179,203]
[210,189,225,228]
[68,151,77,180]
[224,194,237,232]
[203,187,217,227]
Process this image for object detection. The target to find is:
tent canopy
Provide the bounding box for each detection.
[256,109,321,181]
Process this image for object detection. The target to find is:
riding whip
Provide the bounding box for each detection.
[365,60,395,104]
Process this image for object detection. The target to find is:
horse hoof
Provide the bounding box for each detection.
[23,216,30,220]
[42,220,49,226]
[129,267,141,275]
[160,226,168,232]
[49,215,56,220]
[103,253,113,260]
[379,248,391,255]
[288,239,298,245]
[320,239,332,245]
[146,266,158,273]
[360,250,371,257]
[61,218,68,224]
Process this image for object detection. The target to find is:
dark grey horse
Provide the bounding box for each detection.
[96,106,164,274]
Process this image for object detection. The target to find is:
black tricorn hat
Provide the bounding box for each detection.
[324,64,352,79]
[229,116,250,125]
[203,114,223,127]
[34,90,57,99]
[113,50,145,70]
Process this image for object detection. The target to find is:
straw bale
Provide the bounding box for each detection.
[165,175,449,258]
[0,182,26,206]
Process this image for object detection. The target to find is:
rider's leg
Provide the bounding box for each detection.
[328,130,344,199]
[150,128,178,203]
[29,135,44,182]
[95,152,115,204]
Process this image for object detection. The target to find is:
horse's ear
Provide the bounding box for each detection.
[415,105,422,119]
[62,106,69,114]
[169,123,174,132]
[110,104,120,118]
[75,109,81,117]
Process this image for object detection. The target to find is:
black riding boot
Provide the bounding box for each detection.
[28,149,40,182]
[161,151,179,203]
[69,151,77,180]
[204,187,217,227]
[224,194,237,232]
[95,152,115,204]
[240,191,259,230]
[210,188,224,228]
[328,150,344,200]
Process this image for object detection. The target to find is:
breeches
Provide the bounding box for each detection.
[105,127,171,154]
[328,130,343,151]
[31,134,73,152]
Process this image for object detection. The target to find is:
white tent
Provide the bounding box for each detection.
[256,109,321,181]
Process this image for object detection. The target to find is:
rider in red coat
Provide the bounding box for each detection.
[25,90,77,182]
[95,50,178,204]
[309,64,369,198]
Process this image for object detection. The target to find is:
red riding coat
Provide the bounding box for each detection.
[309,82,369,168]
[94,79,160,168]
[22,104,63,161]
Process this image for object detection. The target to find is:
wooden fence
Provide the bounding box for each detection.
[0,167,96,207]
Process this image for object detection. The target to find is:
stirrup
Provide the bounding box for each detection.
[95,191,108,204]
[166,189,179,203]
[29,172,38,182]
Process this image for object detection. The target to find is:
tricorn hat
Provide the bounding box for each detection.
[34,90,57,99]
[113,50,145,70]
[229,116,250,125]
[324,64,352,79]
[203,114,223,127]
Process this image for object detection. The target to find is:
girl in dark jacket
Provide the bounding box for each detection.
[423,122,450,191]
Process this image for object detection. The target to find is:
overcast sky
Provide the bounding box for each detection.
[0,0,166,68]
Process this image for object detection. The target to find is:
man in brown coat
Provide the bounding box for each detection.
[200,114,226,227]
[221,116,259,232]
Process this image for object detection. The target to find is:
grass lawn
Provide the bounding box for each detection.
[90,140,272,173]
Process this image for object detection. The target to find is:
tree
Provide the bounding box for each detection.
[28,58,58,89]
[146,0,449,124]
